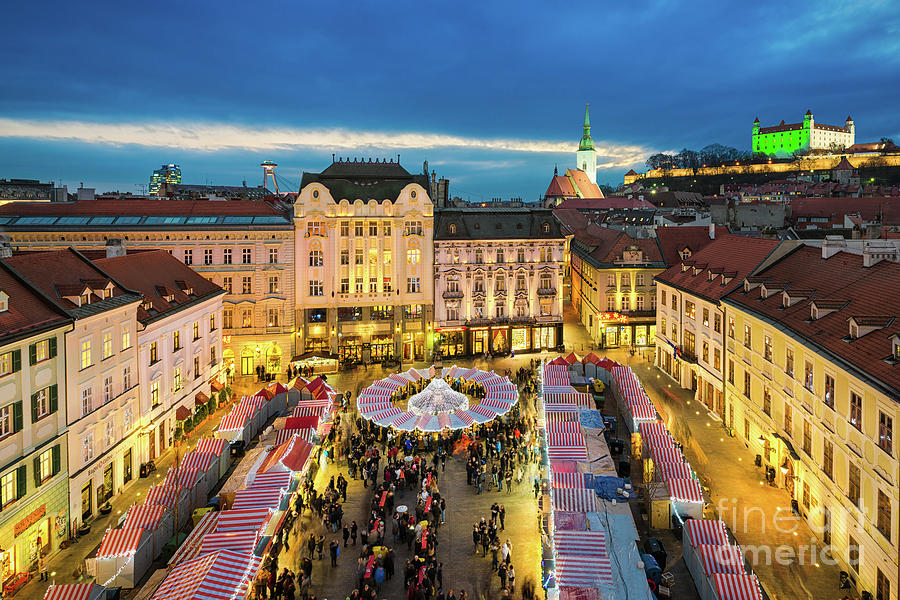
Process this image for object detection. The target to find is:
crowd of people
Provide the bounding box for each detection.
[249,363,542,600]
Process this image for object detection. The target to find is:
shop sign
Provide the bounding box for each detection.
[14,504,45,537]
[599,312,629,324]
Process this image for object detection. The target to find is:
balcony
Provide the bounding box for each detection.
[537,287,557,296]
[442,290,464,299]
[679,349,698,364]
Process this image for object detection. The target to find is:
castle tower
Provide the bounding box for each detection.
[845,115,855,137]
[576,103,597,184]
[752,117,760,153]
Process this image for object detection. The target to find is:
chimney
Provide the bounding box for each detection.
[709,223,716,240]
[0,235,12,258]
[106,238,126,258]
[822,236,846,259]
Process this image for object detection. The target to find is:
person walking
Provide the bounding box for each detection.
[329,538,339,567]
[350,520,358,545]
[38,553,48,581]
[507,564,516,594]
[343,524,350,547]
[499,505,506,530]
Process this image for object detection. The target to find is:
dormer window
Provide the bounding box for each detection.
[0,291,7,313]
[783,293,791,308]
[142,301,153,311]
[103,288,112,299]
[80,293,90,306]
[849,322,859,339]
[893,337,900,360]
[811,305,818,320]
[448,223,457,235]
[542,222,551,233]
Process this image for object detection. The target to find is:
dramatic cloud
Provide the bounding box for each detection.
[0,118,652,170]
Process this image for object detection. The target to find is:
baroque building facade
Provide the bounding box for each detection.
[294,159,434,364]
[432,208,565,356]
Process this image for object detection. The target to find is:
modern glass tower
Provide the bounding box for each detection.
[149,164,182,195]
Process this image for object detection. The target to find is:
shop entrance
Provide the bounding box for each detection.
[635,325,648,346]
[101,464,113,503]
[370,336,394,362]
[81,482,92,521]
[240,348,254,375]
[123,448,133,485]
[511,328,529,352]
[492,329,508,353]
[472,330,488,355]
[440,331,465,357]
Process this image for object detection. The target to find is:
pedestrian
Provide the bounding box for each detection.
[499,505,506,530]
[508,564,516,594]
[436,562,443,589]
[316,534,325,559]
[255,572,268,599]
[268,568,279,600]
[502,539,512,564]
[329,539,339,567]
[350,520,358,545]
[343,524,350,547]
[498,562,508,589]
[472,524,479,554]
[38,552,48,581]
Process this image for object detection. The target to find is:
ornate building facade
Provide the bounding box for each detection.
[432,208,565,356]
[294,159,434,364]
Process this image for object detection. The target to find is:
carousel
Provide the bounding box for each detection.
[356,365,519,432]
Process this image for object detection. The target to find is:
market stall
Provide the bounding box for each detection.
[145,483,192,530]
[122,504,172,558]
[179,450,217,503]
[151,550,262,600]
[292,355,338,375]
[43,583,107,600]
[95,527,153,588]
[168,511,220,566]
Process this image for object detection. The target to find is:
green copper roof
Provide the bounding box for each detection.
[578,103,594,151]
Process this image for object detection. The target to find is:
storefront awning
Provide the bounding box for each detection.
[210,379,224,392]
[176,406,191,421]
[195,391,210,406]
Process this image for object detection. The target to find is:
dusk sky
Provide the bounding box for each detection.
[1,0,898,200]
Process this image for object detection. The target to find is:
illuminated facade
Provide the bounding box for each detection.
[433,208,565,356]
[753,111,855,157]
[719,245,898,600]
[654,235,781,417]
[95,250,225,471]
[149,164,182,195]
[570,230,662,349]
[0,261,71,580]
[0,198,296,379]
[294,159,434,363]
[4,249,142,531]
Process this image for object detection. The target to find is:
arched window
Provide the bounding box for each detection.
[542,222,550,233]
[448,223,457,235]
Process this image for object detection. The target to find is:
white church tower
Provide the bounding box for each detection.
[576,103,597,184]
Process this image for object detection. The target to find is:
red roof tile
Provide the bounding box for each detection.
[791,197,898,222]
[723,246,900,396]
[96,250,224,323]
[545,176,575,198]
[0,262,70,344]
[555,196,654,210]
[655,236,780,302]
[655,226,726,266]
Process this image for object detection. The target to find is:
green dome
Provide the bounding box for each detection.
[579,103,594,151]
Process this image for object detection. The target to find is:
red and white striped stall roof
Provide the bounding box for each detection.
[438,412,451,430]
[551,488,597,513]
[547,446,588,461]
[164,466,200,488]
[97,527,146,558]
[275,428,314,445]
[552,472,588,489]
[452,410,474,426]
[542,385,577,395]
[388,373,413,384]
[371,379,401,391]
[483,381,517,393]
[555,555,614,587]
[698,545,747,575]
[414,414,434,431]
[668,478,704,503]
[216,509,271,532]
[543,365,570,386]
[359,401,394,416]
[651,445,685,464]
[469,370,497,382]
[639,421,668,438]
[123,504,167,530]
[685,519,729,547]
[469,404,497,419]
[249,470,294,490]
[194,437,228,456]
[392,412,415,428]
[145,484,180,506]
[645,432,676,450]
[627,400,657,421]
[151,549,262,600]
[168,511,219,566]
[548,422,586,450]
[198,530,260,557]
[657,461,692,480]
[558,586,600,600]
[456,368,477,380]
[180,451,213,472]
[219,404,252,431]
[550,460,577,473]
[483,391,518,402]
[371,406,403,422]
[553,530,607,556]
[358,387,394,399]
[293,405,329,418]
[231,488,283,511]
[481,397,512,411]
[43,584,105,600]
[44,583,105,600]
[711,573,763,600]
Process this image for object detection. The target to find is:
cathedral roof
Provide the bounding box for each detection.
[545,175,575,198]
[578,104,594,152]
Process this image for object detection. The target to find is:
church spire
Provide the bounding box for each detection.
[579,103,594,151]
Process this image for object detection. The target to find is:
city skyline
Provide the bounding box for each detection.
[1,1,898,198]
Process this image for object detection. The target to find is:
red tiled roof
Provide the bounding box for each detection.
[833,158,856,171]
[556,196,654,211]
[552,208,589,233]
[577,228,662,265]
[655,236,780,302]
[96,250,223,322]
[566,169,604,199]
[0,198,286,217]
[0,262,70,344]
[655,226,726,266]
[4,248,133,311]
[790,197,899,222]
[723,246,900,395]
[624,169,638,176]
[545,175,575,198]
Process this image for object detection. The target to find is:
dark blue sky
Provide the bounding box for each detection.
[1,0,898,199]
